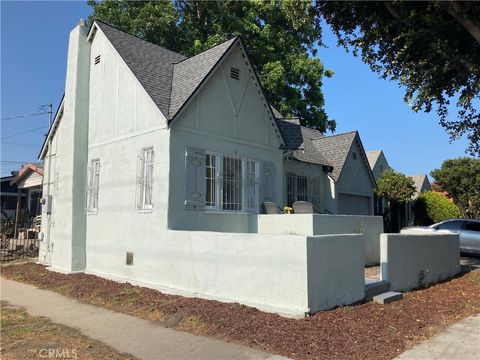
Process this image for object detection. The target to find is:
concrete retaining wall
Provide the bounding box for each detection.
[380,233,460,291]
[258,214,383,265]
[85,231,365,316]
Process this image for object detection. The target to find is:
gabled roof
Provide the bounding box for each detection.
[410,174,431,195]
[276,119,331,167]
[366,150,382,170]
[10,163,44,186]
[313,132,358,181]
[169,37,238,118]
[94,21,187,119]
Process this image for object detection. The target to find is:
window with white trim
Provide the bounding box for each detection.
[87,159,100,213]
[205,152,259,212]
[137,147,154,211]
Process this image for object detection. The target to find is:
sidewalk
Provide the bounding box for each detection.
[1,277,287,360]
[395,314,480,360]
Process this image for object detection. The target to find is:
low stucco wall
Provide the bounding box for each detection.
[84,230,365,316]
[380,233,460,292]
[258,214,383,265]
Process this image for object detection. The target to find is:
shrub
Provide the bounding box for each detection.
[414,192,461,225]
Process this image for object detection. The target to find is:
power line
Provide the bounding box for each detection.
[1,141,42,148]
[0,125,48,140]
[1,112,48,121]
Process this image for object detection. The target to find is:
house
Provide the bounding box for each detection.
[366,150,391,215]
[9,163,44,238]
[36,20,377,313]
[1,175,20,221]
[409,174,432,199]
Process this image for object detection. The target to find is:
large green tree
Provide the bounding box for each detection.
[431,157,480,219]
[88,0,335,132]
[318,1,480,156]
[376,169,416,204]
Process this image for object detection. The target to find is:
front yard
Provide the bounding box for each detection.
[0,301,136,360]
[2,263,480,360]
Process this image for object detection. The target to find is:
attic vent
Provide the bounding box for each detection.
[352,152,357,160]
[94,55,101,65]
[230,67,240,80]
[126,252,134,266]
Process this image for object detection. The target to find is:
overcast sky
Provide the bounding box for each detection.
[1,1,472,178]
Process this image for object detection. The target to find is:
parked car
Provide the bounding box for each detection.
[403,219,480,255]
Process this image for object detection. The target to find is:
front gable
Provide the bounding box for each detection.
[337,137,375,196]
[372,151,390,181]
[172,41,283,150]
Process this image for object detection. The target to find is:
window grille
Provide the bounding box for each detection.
[222,155,243,211]
[87,159,100,213]
[204,153,258,212]
[205,153,217,208]
[138,147,154,211]
[285,173,320,210]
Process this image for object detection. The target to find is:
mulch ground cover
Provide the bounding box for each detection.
[0,301,136,360]
[2,263,480,360]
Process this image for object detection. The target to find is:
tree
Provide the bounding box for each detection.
[88,0,335,132]
[414,192,461,225]
[431,157,480,219]
[317,1,480,156]
[376,169,416,203]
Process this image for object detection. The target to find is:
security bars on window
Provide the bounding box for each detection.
[205,153,258,212]
[286,172,320,210]
[137,147,154,211]
[87,159,100,213]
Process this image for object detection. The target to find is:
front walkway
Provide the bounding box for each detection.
[395,314,480,360]
[0,277,287,360]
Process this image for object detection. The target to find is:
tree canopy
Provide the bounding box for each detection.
[431,157,480,219]
[376,169,416,203]
[414,191,461,225]
[318,1,480,156]
[88,0,335,132]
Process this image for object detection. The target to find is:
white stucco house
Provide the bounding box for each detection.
[37,19,380,315]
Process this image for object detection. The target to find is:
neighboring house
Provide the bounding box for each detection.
[366,150,391,216]
[9,163,44,237]
[405,174,432,225]
[1,175,21,220]
[38,19,375,275]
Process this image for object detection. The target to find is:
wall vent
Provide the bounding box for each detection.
[352,152,357,160]
[126,252,134,266]
[94,55,101,65]
[230,67,240,80]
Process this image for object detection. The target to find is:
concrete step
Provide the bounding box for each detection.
[373,291,403,304]
[365,278,391,300]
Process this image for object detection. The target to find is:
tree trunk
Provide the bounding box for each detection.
[444,1,480,46]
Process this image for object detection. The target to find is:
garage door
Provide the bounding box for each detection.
[338,193,371,215]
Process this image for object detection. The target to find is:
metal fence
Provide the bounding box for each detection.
[1,219,40,263]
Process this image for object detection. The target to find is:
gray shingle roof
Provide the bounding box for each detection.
[312,132,358,181]
[366,150,382,170]
[96,21,187,118]
[169,38,237,118]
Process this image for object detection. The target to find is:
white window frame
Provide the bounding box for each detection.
[137,147,154,212]
[204,152,259,213]
[87,159,100,214]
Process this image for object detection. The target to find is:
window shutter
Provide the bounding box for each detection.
[260,161,276,204]
[185,147,206,210]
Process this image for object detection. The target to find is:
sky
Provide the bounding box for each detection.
[1,1,472,179]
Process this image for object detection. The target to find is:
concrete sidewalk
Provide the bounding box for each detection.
[395,314,480,360]
[0,277,287,360]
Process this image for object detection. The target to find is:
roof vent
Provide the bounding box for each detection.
[230,67,240,80]
[94,55,101,65]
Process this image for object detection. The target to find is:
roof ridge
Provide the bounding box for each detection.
[173,36,239,65]
[319,130,357,139]
[93,19,187,60]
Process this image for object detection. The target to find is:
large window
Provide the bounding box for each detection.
[138,147,154,211]
[205,153,258,212]
[87,159,100,213]
[285,172,320,210]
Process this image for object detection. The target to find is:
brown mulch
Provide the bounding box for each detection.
[0,301,136,360]
[2,263,480,360]
[365,266,380,280]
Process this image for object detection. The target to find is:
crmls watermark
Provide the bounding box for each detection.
[38,348,78,358]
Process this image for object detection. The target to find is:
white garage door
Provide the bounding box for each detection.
[338,193,371,215]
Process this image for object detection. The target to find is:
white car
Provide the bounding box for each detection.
[404,219,480,255]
